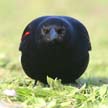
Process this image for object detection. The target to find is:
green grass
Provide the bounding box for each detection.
[0,0,108,107]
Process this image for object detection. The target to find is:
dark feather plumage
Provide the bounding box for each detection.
[19,16,91,84]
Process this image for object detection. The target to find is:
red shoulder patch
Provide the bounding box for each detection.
[24,32,30,36]
[21,32,30,41]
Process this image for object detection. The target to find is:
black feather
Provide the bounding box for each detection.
[19,16,91,84]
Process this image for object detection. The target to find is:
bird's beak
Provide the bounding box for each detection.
[49,28,57,40]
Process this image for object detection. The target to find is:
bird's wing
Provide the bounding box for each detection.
[61,16,91,51]
[19,16,49,52]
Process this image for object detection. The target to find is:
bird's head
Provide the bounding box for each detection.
[36,17,71,44]
[41,25,66,42]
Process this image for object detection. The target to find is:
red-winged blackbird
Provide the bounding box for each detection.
[19,16,91,85]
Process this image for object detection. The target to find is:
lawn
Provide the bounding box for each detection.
[0,0,108,108]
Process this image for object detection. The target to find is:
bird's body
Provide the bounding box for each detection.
[19,16,91,84]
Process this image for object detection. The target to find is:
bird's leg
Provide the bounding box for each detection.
[33,80,37,87]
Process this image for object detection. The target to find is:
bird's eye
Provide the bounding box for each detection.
[44,28,49,34]
[57,28,64,34]
[41,26,50,35]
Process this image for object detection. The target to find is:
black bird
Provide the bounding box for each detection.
[19,16,91,85]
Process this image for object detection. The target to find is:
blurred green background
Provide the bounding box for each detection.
[0,0,108,81]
